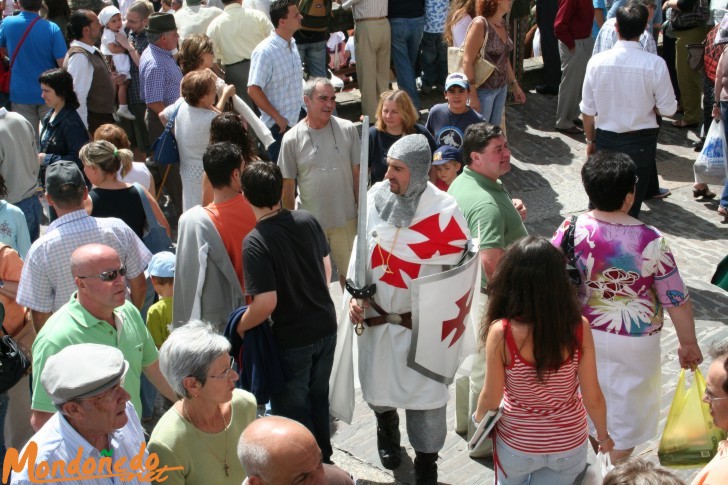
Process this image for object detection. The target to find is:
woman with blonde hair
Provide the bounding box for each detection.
[178,34,274,151]
[93,124,155,196]
[368,90,436,183]
[462,0,525,126]
[80,140,170,239]
[161,69,235,211]
[444,0,477,47]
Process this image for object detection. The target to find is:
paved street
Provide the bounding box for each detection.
[328,74,728,484]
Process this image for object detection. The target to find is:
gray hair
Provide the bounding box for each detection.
[303,77,334,99]
[158,320,231,398]
[237,438,271,481]
[147,30,176,45]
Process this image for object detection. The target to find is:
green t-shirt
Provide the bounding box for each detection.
[448,167,528,285]
[147,296,173,348]
[31,294,159,415]
[148,389,258,485]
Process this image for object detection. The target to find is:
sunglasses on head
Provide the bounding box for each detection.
[77,265,127,282]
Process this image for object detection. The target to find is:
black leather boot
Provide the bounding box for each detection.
[375,410,401,469]
[414,451,438,485]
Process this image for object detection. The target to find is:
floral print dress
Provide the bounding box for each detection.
[551,213,689,337]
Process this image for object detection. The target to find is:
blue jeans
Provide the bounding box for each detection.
[420,32,448,88]
[267,124,286,163]
[14,194,42,242]
[495,436,587,485]
[390,16,425,109]
[477,85,508,127]
[297,40,328,78]
[270,333,336,462]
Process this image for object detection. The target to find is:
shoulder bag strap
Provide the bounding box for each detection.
[132,182,156,228]
[458,16,489,58]
[9,17,42,69]
[165,102,182,131]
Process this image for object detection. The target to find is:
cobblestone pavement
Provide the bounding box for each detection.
[328,82,728,484]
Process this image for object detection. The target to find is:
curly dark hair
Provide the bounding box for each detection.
[483,236,583,383]
[0,175,7,200]
[209,112,256,163]
[39,68,81,110]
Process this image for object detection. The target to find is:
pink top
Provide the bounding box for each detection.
[497,319,588,453]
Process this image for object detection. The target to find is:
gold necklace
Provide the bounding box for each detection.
[375,227,401,274]
[182,400,231,477]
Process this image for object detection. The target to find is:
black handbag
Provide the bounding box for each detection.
[560,215,582,286]
[0,304,30,394]
[151,103,181,166]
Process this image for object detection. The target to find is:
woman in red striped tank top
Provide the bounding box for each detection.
[474,237,614,484]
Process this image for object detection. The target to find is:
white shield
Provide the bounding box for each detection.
[407,248,480,385]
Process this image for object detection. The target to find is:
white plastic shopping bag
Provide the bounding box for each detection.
[581,452,614,485]
[694,119,728,185]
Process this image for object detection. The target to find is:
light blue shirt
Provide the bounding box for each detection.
[248,32,304,128]
[10,403,149,485]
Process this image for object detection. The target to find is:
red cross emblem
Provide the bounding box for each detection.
[441,289,472,348]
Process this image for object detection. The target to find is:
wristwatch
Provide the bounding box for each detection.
[586,140,596,145]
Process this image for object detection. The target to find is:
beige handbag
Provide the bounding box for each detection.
[447,17,499,87]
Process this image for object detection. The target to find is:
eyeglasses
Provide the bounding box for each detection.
[704,389,728,403]
[77,265,127,282]
[209,356,236,380]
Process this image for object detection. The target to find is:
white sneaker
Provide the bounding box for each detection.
[112,112,121,123]
[116,106,136,120]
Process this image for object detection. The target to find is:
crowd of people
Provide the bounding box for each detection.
[0,0,726,484]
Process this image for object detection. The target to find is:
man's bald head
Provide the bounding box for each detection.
[70,244,120,278]
[238,416,326,485]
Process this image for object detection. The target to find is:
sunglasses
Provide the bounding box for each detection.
[77,265,127,282]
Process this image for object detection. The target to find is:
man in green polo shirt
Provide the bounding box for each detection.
[29,243,177,431]
[447,122,528,456]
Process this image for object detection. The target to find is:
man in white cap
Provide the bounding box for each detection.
[9,344,148,485]
[348,134,470,484]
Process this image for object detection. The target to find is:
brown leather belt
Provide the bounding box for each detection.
[364,312,412,330]
[355,16,387,23]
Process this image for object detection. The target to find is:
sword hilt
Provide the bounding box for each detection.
[345,279,376,336]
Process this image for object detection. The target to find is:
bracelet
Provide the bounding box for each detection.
[509,79,517,86]
[596,434,611,444]
[586,139,596,144]
[714,103,720,108]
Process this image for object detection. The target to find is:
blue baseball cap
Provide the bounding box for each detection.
[148,251,175,277]
[432,145,463,166]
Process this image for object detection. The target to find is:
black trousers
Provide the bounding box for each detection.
[536,0,561,87]
[596,128,659,219]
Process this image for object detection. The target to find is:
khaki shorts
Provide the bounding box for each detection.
[325,218,357,277]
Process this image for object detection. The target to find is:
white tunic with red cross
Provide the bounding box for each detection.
[353,182,470,409]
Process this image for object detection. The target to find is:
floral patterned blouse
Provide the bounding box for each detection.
[551,214,688,337]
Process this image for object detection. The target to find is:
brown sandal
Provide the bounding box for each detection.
[693,187,717,199]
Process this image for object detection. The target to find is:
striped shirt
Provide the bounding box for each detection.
[10,403,148,485]
[497,319,588,454]
[350,0,387,20]
[16,209,151,313]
